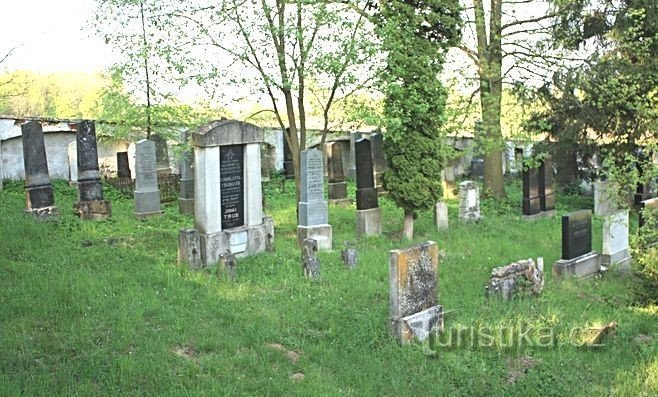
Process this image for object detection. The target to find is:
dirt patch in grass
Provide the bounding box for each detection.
[506,356,540,385]
[267,343,301,363]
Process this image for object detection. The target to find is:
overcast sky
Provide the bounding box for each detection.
[1,0,114,73]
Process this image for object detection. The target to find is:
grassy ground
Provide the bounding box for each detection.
[0,178,656,396]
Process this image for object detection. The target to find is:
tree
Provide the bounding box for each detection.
[377,0,462,239]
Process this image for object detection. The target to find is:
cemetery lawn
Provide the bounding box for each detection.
[1,178,657,396]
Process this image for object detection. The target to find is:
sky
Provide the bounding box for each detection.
[1,0,114,74]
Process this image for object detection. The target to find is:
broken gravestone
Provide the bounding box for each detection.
[485,258,544,301]
[341,242,358,269]
[219,252,237,282]
[302,238,320,280]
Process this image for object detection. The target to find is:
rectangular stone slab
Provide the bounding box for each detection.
[522,167,540,215]
[562,210,592,260]
[539,158,555,211]
[220,144,245,229]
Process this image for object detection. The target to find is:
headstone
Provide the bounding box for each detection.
[458,181,481,222]
[347,131,359,179]
[370,133,386,193]
[601,210,631,270]
[116,152,131,179]
[220,253,237,282]
[341,243,358,269]
[434,201,449,230]
[297,149,332,250]
[301,238,320,280]
[68,141,78,185]
[327,142,350,205]
[73,120,111,220]
[538,157,555,212]
[485,258,544,301]
[553,210,600,279]
[389,241,442,343]
[470,156,484,178]
[21,121,57,216]
[133,139,163,218]
[178,131,194,215]
[283,129,295,179]
[178,228,201,270]
[522,167,541,216]
[179,120,274,267]
[355,138,381,236]
[151,134,171,172]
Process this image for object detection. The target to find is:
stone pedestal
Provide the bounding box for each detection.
[297,224,332,251]
[356,207,382,236]
[553,251,600,279]
[522,209,557,221]
[199,217,274,263]
[74,200,111,220]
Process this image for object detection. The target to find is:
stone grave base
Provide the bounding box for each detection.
[553,251,600,279]
[522,209,557,222]
[601,248,632,271]
[74,200,111,220]
[393,305,444,343]
[178,197,194,215]
[24,206,59,219]
[356,207,382,236]
[191,217,274,266]
[328,198,353,206]
[134,190,162,218]
[297,224,332,251]
[134,210,164,219]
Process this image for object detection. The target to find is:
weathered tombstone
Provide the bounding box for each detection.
[553,210,600,279]
[21,121,57,216]
[283,129,295,179]
[389,241,442,343]
[601,210,631,270]
[220,253,237,282]
[538,157,556,212]
[297,148,332,250]
[301,238,320,280]
[73,120,111,220]
[485,258,544,301]
[178,131,194,215]
[470,156,485,178]
[178,228,202,270]
[522,167,541,216]
[341,242,358,269]
[151,134,171,172]
[67,141,78,185]
[347,131,359,179]
[458,181,481,222]
[355,138,381,236]
[327,141,350,205]
[133,139,163,218]
[116,152,131,179]
[178,120,274,268]
[434,201,449,230]
[370,132,386,193]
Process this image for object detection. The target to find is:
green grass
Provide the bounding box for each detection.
[0,178,656,396]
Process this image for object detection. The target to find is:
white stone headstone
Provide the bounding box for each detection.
[602,210,631,268]
[134,139,162,217]
[435,201,449,230]
[68,141,78,183]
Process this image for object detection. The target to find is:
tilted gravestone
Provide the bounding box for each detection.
[297,149,332,250]
[355,138,381,236]
[539,157,556,212]
[327,141,350,205]
[116,152,131,179]
[553,210,600,279]
[301,238,320,280]
[485,258,544,301]
[178,131,194,215]
[21,121,57,217]
[73,120,111,220]
[434,201,449,230]
[68,141,78,185]
[134,139,163,218]
[389,241,443,343]
[370,132,386,193]
[458,181,481,222]
[178,120,274,268]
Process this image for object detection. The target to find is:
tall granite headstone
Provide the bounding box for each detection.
[178,131,194,215]
[73,120,111,220]
[68,141,78,185]
[522,167,541,216]
[389,241,443,343]
[327,142,350,205]
[370,133,386,193]
[117,152,131,179]
[355,138,381,236]
[133,139,163,218]
[458,181,481,222]
[297,149,332,250]
[21,121,57,216]
[539,157,555,212]
[553,210,600,278]
[283,129,295,179]
[178,120,274,268]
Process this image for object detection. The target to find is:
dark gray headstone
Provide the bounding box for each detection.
[562,210,592,260]
[283,129,295,179]
[470,156,485,178]
[355,138,378,210]
[117,152,131,179]
[220,144,245,229]
[21,121,55,210]
[539,158,555,211]
[522,167,541,215]
[76,120,104,202]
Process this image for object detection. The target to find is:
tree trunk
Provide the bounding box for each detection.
[403,210,414,240]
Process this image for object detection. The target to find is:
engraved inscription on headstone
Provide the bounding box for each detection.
[220,144,245,229]
[299,149,328,226]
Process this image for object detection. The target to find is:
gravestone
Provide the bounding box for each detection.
[178,229,202,270]
[594,180,616,216]
[347,131,359,179]
[370,133,386,193]
[133,139,163,218]
[522,167,541,216]
[553,210,600,279]
[470,156,484,178]
[341,243,358,269]
[458,181,481,222]
[116,152,131,179]
[601,210,631,270]
[178,131,194,215]
[220,253,238,282]
[283,129,295,179]
[539,157,556,212]
[355,138,381,236]
[297,149,332,250]
[68,141,78,185]
[73,120,111,220]
[178,120,274,267]
[151,134,171,172]
[434,201,449,230]
[301,238,320,280]
[21,121,57,216]
[389,241,442,343]
[485,258,544,301]
[327,141,350,205]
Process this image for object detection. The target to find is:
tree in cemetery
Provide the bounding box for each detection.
[376,0,462,239]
